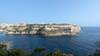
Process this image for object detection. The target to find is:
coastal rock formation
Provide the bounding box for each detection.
[42,24,80,36]
[0,24,80,36]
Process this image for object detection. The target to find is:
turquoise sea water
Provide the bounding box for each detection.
[0,27,100,56]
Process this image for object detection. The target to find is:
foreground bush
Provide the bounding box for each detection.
[89,50,100,56]
[0,44,73,56]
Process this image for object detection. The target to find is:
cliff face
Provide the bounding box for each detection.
[0,24,80,36]
[42,24,80,36]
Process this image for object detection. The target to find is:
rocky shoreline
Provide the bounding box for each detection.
[0,24,80,36]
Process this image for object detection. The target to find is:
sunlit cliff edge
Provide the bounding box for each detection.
[0,24,80,36]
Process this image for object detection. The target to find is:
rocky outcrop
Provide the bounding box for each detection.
[0,24,80,36]
[42,24,80,36]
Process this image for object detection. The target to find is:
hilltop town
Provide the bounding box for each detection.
[0,24,80,36]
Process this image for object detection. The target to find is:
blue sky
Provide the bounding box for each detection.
[0,0,100,26]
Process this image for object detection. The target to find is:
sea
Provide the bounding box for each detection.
[0,27,100,56]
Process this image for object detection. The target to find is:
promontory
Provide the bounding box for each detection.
[0,24,80,36]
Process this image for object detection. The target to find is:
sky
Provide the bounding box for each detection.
[0,0,100,26]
